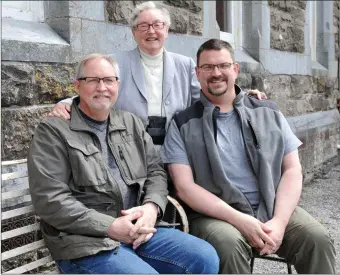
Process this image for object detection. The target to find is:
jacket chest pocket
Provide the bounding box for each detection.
[113,133,147,181]
[66,139,110,192]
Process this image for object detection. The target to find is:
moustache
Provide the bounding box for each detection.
[207,76,228,83]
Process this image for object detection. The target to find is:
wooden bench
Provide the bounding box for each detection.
[1,159,57,274]
[1,159,188,274]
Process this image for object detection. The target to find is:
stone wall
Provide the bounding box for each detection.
[1,61,76,160]
[269,0,306,53]
[334,0,340,59]
[105,0,203,35]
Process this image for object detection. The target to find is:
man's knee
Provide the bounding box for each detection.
[191,218,249,261]
[302,224,335,252]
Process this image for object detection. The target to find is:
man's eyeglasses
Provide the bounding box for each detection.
[199,62,234,73]
[136,22,165,31]
[77,76,119,87]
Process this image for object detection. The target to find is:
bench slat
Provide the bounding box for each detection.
[2,223,40,240]
[2,205,35,220]
[2,195,32,209]
[2,189,30,200]
[1,159,27,166]
[3,255,54,274]
[1,239,46,261]
[2,171,28,181]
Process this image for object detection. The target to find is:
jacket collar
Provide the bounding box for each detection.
[70,97,126,132]
[162,49,175,101]
[199,84,246,109]
[130,47,147,101]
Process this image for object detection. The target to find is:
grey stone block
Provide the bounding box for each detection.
[105,1,134,25]
[236,73,253,90]
[69,18,83,60]
[80,21,136,57]
[2,18,68,45]
[165,34,207,60]
[1,106,53,161]
[164,0,202,13]
[45,17,71,43]
[2,40,71,63]
[44,1,70,20]
[2,18,71,63]
[290,76,313,99]
[1,62,35,107]
[1,62,76,107]
[69,1,105,21]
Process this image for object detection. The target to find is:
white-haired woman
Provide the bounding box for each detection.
[50,1,266,145]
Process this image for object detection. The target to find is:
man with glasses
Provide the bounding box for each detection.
[162,39,336,274]
[28,53,219,274]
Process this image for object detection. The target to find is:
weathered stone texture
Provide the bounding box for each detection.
[105,0,203,36]
[251,74,339,117]
[1,62,76,107]
[269,0,306,53]
[1,106,52,160]
[334,1,340,59]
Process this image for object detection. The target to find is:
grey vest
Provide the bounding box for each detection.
[174,85,284,222]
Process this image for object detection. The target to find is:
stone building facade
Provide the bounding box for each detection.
[2,0,340,179]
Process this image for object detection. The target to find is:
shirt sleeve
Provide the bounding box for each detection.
[279,112,303,155]
[161,119,190,166]
[59,95,76,104]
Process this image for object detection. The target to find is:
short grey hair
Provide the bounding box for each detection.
[129,1,171,29]
[75,53,120,79]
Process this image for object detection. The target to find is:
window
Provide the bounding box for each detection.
[215,1,243,50]
[2,1,44,22]
[308,1,317,61]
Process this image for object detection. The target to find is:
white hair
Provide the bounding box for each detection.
[75,53,119,79]
[129,1,171,29]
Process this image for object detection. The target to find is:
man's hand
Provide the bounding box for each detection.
[259,217,286,255]
[107,209,157,244]
[48,103,71,120]
[233,213,276,250]
[121,203,158,249]
[247,89,268,100]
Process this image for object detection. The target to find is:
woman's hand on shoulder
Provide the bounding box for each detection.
[247,89,268,100]
[48,103,72,120]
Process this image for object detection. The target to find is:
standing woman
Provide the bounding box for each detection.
[50,1,265,145]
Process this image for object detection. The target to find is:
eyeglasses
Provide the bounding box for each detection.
[77,76,119,87]
[199,62,234,73]
[136,22,165,31]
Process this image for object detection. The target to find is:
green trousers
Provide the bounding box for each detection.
[190,207,336,274]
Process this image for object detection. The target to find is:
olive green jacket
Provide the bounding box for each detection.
[28,98,168,260]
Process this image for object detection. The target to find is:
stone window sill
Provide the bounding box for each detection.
[2,18,71,63]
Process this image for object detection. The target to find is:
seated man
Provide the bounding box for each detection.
[162,39,336,274]
[28,53,219,274]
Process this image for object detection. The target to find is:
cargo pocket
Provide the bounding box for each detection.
[66,139,109,191]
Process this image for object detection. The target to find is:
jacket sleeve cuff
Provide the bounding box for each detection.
[142,195,167,219]
[88,212,116,237]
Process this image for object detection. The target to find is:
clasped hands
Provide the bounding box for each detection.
[107,202,158,250]
[235,214,285,256]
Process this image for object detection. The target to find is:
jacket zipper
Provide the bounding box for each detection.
[117,145,131,179]
[107,141,126,213]
[117,145,143,206]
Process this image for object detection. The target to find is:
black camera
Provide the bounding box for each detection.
[146,116,167,145]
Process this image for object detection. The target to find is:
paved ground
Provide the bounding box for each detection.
[253,157,340,273]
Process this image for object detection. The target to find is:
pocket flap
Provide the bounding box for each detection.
[66,139,99,156]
